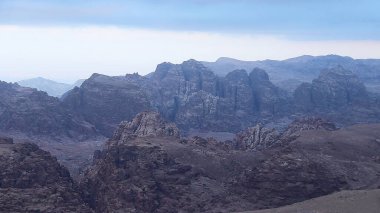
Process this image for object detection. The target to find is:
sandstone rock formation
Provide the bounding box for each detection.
[62,60,289,136]
[233,117,337,151]
[62,73,151,137]
[0,81,97,140]
[111,111,180,142]
[294,66,369,111]
[234,124,280,151]
[0,137,92,212]
[79,112,380,212]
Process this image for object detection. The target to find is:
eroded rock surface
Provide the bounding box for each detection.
[79,112,380,212]
[0,137,92,212]
[0,81,97,140]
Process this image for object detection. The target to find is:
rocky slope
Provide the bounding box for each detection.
[232,117,336,151]
[0,81,97,140]
[0,136,92,212]
[62,73,151,137]
[0,81,104,178]
[294,66,369,111]
[79,112,380,212]
[293,66,380,125]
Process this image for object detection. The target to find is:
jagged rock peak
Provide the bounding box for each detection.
[235,124,280,151]
[111,111,180,142]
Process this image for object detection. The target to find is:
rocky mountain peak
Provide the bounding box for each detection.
[111,111,180,142]
[249,67,270,82]
[294,66,369,111]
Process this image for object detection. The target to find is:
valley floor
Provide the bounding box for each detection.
[246,189,380,213]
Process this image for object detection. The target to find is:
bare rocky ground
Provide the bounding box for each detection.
[1,112,380,212]
[79,112,380,212]
[246,189,380,213]
[0,137,92,212]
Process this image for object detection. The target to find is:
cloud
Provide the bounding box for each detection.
[0,0,379,40]
[1,25,380,83]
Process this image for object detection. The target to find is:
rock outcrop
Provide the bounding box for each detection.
[294,66,369,111]
[62,60,289,136]
[233,117,337,151]
[234,124,280,151]
[0,81,97,140]
[79,112,380,212]
[112,111,180,142]
[0,137,92,212]
[62,73,151,137]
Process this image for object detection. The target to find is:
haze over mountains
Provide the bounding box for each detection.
[17,77,85,97]
[1,55,380,212]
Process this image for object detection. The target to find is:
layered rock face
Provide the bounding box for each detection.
[294,66,369,111]
[62,73,151,137]
[233,117,337,151]
[234,124,280,151]
[79,112,380,212]
[0,81,97,140]
[63,60,289,136]
[112,111,180,142]
[0,137,92,212]
[150,61,289,131]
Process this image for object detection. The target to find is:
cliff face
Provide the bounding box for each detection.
[151,61,290,132]
[62,60,290,136]
[62,73,152,137]
[0,137,92,212]
[294,66,369,111]
[0,81,97,140]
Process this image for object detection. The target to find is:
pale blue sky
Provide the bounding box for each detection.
[0,0,379,82]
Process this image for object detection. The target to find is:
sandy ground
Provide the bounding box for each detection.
[245,189,380,213]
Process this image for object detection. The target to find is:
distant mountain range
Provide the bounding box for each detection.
[202,55,380,93]
[17,77,85,97]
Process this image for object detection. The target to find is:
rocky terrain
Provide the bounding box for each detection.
[0,81,98,140]
[62,73,151,137]
[0,81,105,178]
[0,136,92,212]
[79,112,380,212]
[0,56,380,212]
[62,60,291,136]
[202,55,380,85]
[61,59,380,138]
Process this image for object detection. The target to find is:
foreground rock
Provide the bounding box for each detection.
[80,112,380,212]
[0,137,92,212]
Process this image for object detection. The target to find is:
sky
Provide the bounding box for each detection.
[0,0,379,83]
